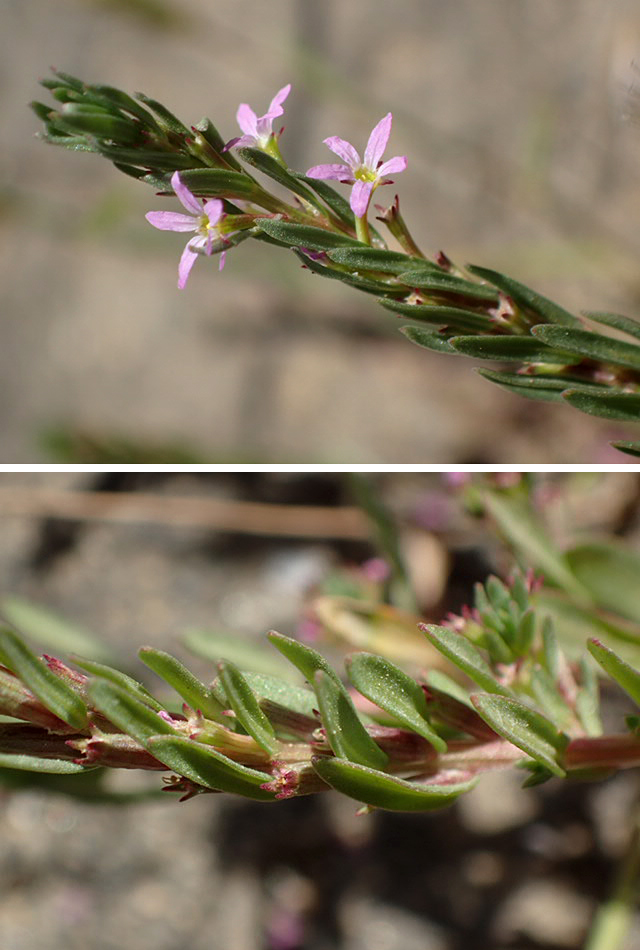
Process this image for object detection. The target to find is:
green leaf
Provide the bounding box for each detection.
[451,334,576,363]
[217,660,278,755]
[222,671,317,719]
[254,218,361,251]
[294,249,398,295]
[529,669,573,731]
[328,246,419,275]
[1,596,114,661]
[294,174,356,226]
[134,92,190,135]
[480,490,591,603]
[566,543,640,624]
[72,656,164,712]
[312,756,476,811]
[87,679,176,747]
[562,389,640,423]
[150,169,260,201]
[611,441,640,458]
[346,653,446,752]
[52,106,141,144]
[587,639,640,707]
[466,266,579,326]
[0,753,90,774]
[236,147,320,205]
[0,629,89,730]
[138,647,224,720]
[532,325,640,371]
[266,631,337,685]
[400,326,460,355]
[534,590,640,663]
[397,270,498,301]
[380,299,493,332]
[478,369,606,404]
[583,310,640,342]
[471,694,567,776]
[147,735,275,801]
[313,670,388,769]
[420,625,512,696]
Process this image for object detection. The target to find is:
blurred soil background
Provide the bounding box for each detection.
[1,471,640,949]
[4,1,640,462]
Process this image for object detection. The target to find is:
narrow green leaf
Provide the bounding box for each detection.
[471,694,567,776]
[314,670,388,769]
[583,310,640,342]
[421,625,512,696]
[215,671,317,719]
[0,753,90,774]
[147,735,275,800]
[294,174,355,226]
[466,266,579,326]
[562,389,640,423]
[0,629,88,730]
[86,84,160,127]
[481,491,591,603]
[532,325,640,371]
[397,270,498,301]
[529,669,573,731]
[312,756,475,812]
[400,326,460,355]
[611,441,640,458]
[1,596,113,661]
[236,147,319,204]
[328,246,419,275]
[566,543,640,624]
[87,679,176,747]
[380,299,493,332]
[451,334,576,363]
[217,660,278,755]
[294,249,398,295]
[138,647,224,719]
[134,92,190,135]
[266,631,337,685]
[575,657,602,737]
[255,218,361,251]
[53,107,141,144]
[346,653,446,752]
[151,169,260,200]
[478,369,606,404]
[73,657,164,711]
[587,639,640,707]
[424,670,472,707]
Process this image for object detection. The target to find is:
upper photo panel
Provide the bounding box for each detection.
[6,1,640,462]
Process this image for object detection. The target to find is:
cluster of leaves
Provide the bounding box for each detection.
[31,71,640,456]
[2,564,640,812]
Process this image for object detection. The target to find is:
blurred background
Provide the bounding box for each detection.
[1,470,640,949]
[4,0,640,462]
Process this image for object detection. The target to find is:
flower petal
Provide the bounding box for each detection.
[203,198,224,225]
[306,163,353,181]
[364,113,392,170]
[177,242,199,289]
[377,155,408,177]
[145,211,197,232]
[218,249,227,271]
[266,83,291,118]
[170,172,202,216]
[323,136,360,170]
[350,179,374,218]
[236,103,258,139]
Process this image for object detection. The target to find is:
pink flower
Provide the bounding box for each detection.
[225,83,291,150]
[306,113,407,218]
[145,171,228,288]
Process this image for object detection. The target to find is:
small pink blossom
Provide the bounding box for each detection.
[225,83,291,150]
[145,171,228,288]
[306,113,407,217]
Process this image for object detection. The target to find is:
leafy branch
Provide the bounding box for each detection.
[31,71,640,457]
[2,568,640,813]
